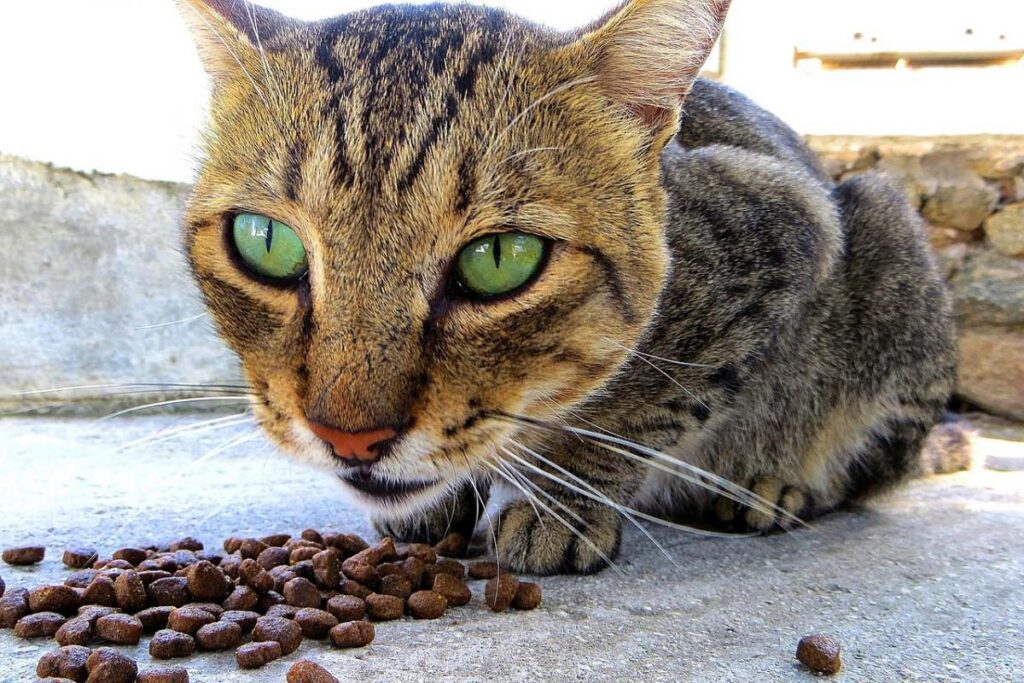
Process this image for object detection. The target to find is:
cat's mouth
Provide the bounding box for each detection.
[337,468,441,502]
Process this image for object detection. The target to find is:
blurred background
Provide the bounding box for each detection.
[0,0,1022,426]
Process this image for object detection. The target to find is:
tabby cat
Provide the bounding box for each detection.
[177,0,960,574]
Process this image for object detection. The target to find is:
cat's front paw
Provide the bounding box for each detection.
[495,500,621,575]
[713,477,811,533]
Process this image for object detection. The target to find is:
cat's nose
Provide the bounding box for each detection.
[308,420,398,466]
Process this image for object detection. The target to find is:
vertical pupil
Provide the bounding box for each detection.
[492,235,501,269]
[264,219,274,254]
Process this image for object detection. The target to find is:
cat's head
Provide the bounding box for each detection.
[178,0,728,517]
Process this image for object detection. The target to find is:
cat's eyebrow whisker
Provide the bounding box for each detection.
[600,336,715,369]
[241,0,285,108]
[482,459,625,576]
[498,413,805,528]
[97,396,255,423]
[501,442,685,568]
[115,413,253,452]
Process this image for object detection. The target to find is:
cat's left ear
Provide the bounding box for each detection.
[176,0,296,80]
[572,0,730,140]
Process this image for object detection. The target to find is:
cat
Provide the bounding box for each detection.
[177,0,962,574]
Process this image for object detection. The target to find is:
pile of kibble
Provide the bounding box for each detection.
[0,529,541,682]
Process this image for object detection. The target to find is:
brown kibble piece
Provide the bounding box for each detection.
[365,593,404,621]
[63,547,99,569]
[138,665,190,683]
[260,533,291,547]
[37,644,91,681]
[312,549,342,588]
[405,543,437,564]
[86,648,138,683]
[187,561,230,602]
[287,659,340,683]
[138,570,173,586]
[55,615,93,646]
[484,574,519,612]
[64,570,99,589]
[136,606,174,634]
[169,537,203,553]
[111,548,148,566]
[147,577,191,607]
[238,538,269,560]
[113,571,148,612]
[196,620,243,650]
[223,537,243,554]
[294,607,339,639]
[512,582,542,610]
[324,533,369,557]
[239,558,274,593]
[253,615,303,655]
[797,634,842,675]
[432,573,472,607]
[76,605,119,624]
[266,603,300,620]
[407,590,447,619]
[379,574,413,600]
[0,587,30,627]
[3,545,45,565]
[433,532,469,558]
[326,594,365,623]
[167,606,216,635]
[222,585,259,611]
[186,601,224,618]
[82,576,118,608]
[341,559,378,586]
[257,546,290,570]
[95,613,143,645]
[284,576,321,608]
[340,579,372,599]
[256,590,286,613]
[329,620,375,648]
[290,547,320,564]
[15,612,66,637]
[29,585,81,615]
[467,561,499,580]
[400,557,425,588]
[220,609,260,634]
[149,629,196,659]
[236,640,282,669]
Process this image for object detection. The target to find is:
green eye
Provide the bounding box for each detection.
[232,213,308,282]
[455,232,547,298]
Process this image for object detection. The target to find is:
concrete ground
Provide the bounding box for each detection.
[1,416,1022,682]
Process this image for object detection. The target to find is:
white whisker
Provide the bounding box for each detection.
[116,413,253,451]
[98,396,254,422]
[133,313,209,330]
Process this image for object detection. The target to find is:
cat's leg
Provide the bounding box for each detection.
[371,478,489,544]
[493,440,644,575]
[712,477,815,532]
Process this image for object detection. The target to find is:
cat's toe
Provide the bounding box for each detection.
[495,501,621,575]
[743,477,809,532]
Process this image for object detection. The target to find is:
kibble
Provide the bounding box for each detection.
[95,613,143,645]
[468,561,499,580]
[253,615,303,655]
[167,606,216,635]
[379,573,413,600]
[312,549,342,588]
[407,590,447,620]
[284,576,321,608]
[266,603,301,619]
[329,620,375,648]
[365,593,404,621]
[15,611,66,638]
[111,548,148,566]
[295,607,339,639]
[36,644,91,681]
[138,665,190,683]
[340,579,372,599]
[0,587,30,627]
[261,533,291,548]
[147,577,190,607]
[149,629,196,659]
[170,537,203,553]
[29,585,81,615]
[484,574,520,612]
[796,634,842,675]
[55,615,93,646]
[186,561,230,602]
[220,609,260,634]
[223,585,259,611]
[2,545,46,566]
[326,594,365,622]
[85,648,138,683]
[187,601,224,618]
[62,547,99,569]
[257,546,291,570]
[434,532,469,558]
[82,576,119,607]
[287,659,340,683]
[195,620,243,650]
[136,606,174,634]
[239,558,274,593]
[512,582,542,610]
[113,571,148,612]
[432,573,472,607]
[236,640,283,669]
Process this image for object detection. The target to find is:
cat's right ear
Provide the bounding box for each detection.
[175,0,295,80]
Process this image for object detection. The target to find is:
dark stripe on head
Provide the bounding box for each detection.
[580,246,636,324]
[284,140,306,201]
[454,151,478,214]
[399,93,460,193]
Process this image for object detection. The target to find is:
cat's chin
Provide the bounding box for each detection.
[335,472,447,516]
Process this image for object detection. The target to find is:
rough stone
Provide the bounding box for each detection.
[958,329,1024,421]
[984,203,1024,257]
[923,184,1000,231]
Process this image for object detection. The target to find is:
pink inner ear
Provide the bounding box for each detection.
[629,102,677,132]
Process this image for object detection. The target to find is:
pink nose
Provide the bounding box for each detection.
[308,421,397,464]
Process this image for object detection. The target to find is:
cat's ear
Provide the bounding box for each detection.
[575,0,730,134]
[176,0,295,79]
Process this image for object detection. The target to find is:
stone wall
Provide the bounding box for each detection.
[809,136,1024,420]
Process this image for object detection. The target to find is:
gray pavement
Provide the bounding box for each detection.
[0,416,1021,682]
